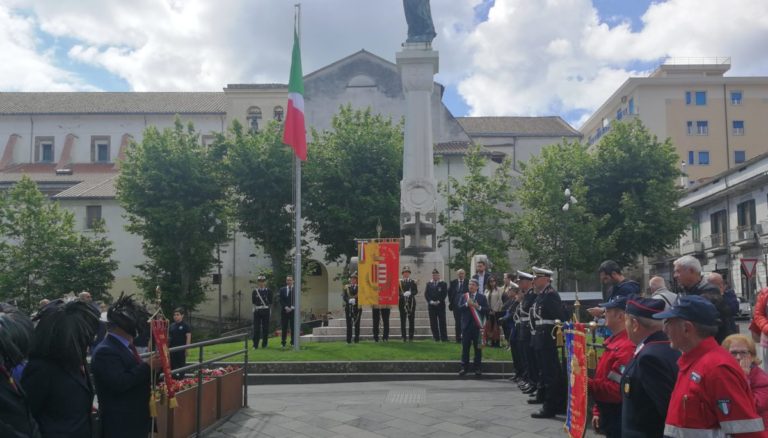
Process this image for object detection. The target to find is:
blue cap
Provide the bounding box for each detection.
[598,295,627,310]
[652,295,719,326]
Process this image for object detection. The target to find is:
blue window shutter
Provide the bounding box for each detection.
[695,91,707,105]
[685,91,692,105]
[735,151,746,164]
[688,151,695,165]
[698,151,710,165]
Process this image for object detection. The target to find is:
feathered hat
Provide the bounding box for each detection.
[0,303,34,370]
[107,293,149,339]
[30,299,100,371]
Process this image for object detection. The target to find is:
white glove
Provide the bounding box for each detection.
[290,306,295,311]
[349,298,356,306]
[431,300,438,305]
[284,306,290,312]
[404,291,411,298]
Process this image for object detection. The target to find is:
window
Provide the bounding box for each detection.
[688,151,695,165]
[695,91,707,105]
[691,218,701,243]
[710,209,727,246]
[735,150,746,164]
[686,121,694,135]
[86,205,102,229]
[685,91,692,105]
[616,109,623,120]
[90,136,111,163]
[698,151,710,165]
[273,106,284,122]
[732,120,744,136]
[34,136,55,162]
[731,91,742,105]
[737,200,756,228]
[246,106,262,132]
[628,98,635,115]
[696,121,709,135]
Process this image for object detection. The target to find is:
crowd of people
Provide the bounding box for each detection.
[0,293,192,437]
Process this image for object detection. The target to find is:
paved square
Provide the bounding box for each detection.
[208,380,599,437]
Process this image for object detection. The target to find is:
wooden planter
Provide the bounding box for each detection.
[154,379,218,438]
[217,370,244,419]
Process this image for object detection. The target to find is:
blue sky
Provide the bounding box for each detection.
[2,0,768,128]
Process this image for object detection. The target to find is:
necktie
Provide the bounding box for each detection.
[129,343,142,364]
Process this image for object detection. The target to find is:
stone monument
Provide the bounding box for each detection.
[396,0,444,285]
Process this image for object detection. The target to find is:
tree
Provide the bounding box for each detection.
[0,176,118,311]
[224,120,296,286]
[438,144,516,272]
[304,105,403,267]
[116,119,228,313]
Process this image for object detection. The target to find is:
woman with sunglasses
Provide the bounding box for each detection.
[722,334,768,426]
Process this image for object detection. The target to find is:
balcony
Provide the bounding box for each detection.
[703,233,727,253]
[731,225,759,248]
[680,240,704,255]
[760,220,768,236]
[649,245,682,264]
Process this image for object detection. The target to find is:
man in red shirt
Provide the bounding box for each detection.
[589,295,635,437]
[653,295,766,437]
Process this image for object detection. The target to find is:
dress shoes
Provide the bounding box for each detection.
[531,410,557,419]
[526,399,544,405]
[474,370,482,376]
[458,368,468,376]
[523,386,538,395]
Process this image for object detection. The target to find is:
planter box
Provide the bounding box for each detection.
[154,379,217,438]
[217,370,243,418]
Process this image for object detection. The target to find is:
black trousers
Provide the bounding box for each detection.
[511,338,524,376]
[372,308,390,341]
[252,309,270,348]
[280,310,295,346]
[345,305,362,343]
[170,350,186,380]
[460,326,482,369]
[535,345,566,413]
[398,297,416,339]
[427,303,448,341]
[452,308,462,342]
[525,338,538,384]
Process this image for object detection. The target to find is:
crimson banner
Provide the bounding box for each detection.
[358,240,400,306]
[565,322,587,438]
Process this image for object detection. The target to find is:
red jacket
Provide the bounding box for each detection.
[665,337,766,437]
[752,288,768,336]
[589,329,635,416]
[750,365,768,428]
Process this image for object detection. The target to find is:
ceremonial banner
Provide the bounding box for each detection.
[151,319,178,407]
[358,240,400,306]
[565,322,588,438]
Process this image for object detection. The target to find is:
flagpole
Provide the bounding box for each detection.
[293,2,302,352]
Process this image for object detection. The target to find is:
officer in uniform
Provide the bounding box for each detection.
[530,267,567,419]
[343,272,362,344]
[621,297,680,437]
[516,271,537,392]
[251,275,272,349]
[425,269,449,342]
[399,266,419,342]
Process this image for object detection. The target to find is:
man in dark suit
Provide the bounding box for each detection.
[398,266,418,342]
[91,294,161,438]
[621,297,680,437]
[448,269,469,343]
[425,269,449,342]
[251,275,272,349]
[458,278,489,376]
[472,259,492,295]
[279,276,296,348]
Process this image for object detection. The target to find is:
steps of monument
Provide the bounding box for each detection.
[324,317,445,328]
[246,373,509,384]
[310,326,456,337]
[242,360,514,374]
[300,334,455,342]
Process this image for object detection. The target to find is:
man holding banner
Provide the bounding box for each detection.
[458,278,488,376]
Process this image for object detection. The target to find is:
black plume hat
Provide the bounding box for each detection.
[0,303,34,369]
[107,293,149,339]
[31,299,100,371]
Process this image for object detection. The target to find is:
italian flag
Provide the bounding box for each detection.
[282,29,307,161]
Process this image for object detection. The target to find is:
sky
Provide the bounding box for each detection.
[2,0,768,128]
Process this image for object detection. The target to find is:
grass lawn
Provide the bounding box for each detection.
[191,337,515,363]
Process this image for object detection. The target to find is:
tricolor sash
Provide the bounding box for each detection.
[464,292,484,329]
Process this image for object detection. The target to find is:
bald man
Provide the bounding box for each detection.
[648,276,676,309]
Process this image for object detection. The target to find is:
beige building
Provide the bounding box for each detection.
[581,58,768,183]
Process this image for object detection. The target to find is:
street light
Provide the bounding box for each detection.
[376,218,383,239]
[561,188,578,290]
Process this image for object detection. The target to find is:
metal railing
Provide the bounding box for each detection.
[143,333,249,437]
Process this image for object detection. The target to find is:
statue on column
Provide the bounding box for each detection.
[403,0,437,43]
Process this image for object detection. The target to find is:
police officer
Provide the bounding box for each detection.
[343,272,362,344]
[621,297,680,437]
[515,271,537,392]
[653,295,765,436]
[251,275,272,349]
[530,267,567,419]
[399,266,418,342]
[425,269,449,342]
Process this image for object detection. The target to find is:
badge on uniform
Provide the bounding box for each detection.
[717,399,731,416]
[623,382,630,395]
[690,371,701,383]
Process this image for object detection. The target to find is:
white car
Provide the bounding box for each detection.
[738,296,752,319]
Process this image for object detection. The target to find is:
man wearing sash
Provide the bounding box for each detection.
[251,275,272,349]
[458,278,489,376]
[343,272,362,344]
[399,266,418,342]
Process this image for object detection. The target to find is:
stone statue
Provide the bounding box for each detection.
[403,0,437,43]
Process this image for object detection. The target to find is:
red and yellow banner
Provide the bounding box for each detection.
[565,322,588,438]
[358,240,399,306]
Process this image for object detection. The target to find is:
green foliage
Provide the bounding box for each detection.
[304,105,403,265]
[513,118,689,280]
[438,144,516,272]
[0,177,117,311]
[116,119,228,313]
[223,120,296,288]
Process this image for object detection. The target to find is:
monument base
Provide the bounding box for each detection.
[400,251,445,286]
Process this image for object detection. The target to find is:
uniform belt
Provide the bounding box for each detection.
[520,317,530,322]
[254,306,269,310]
[536,319,556,325]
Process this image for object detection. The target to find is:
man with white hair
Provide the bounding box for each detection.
[648,276,677,309]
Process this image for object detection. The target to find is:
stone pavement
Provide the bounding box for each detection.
[208,379,598,437]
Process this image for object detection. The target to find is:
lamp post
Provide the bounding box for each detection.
[376,218,383,239]
[561,188,578,291]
